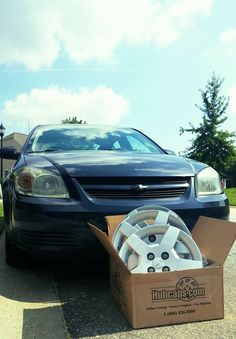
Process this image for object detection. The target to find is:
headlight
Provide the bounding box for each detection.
[15,167,69,198]
[196,167,223,196]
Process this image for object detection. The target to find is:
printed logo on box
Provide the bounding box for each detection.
[152,277,205,302]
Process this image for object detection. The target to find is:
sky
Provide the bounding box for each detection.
[0,0,236,153]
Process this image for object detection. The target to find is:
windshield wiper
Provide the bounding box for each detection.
[27,149,59,154]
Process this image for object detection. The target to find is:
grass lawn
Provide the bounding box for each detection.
[0,202,4,235]
[225,188,236,206]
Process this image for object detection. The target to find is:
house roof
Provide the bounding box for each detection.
[3,132,28,146]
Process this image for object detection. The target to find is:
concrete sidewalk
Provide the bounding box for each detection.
[230,206,236,221]
[0,235,68,339]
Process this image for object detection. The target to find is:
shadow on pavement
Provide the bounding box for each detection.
[0,233,68,338]
[0,233,132,338]
[52,262,132,338]
[0,234,58,304]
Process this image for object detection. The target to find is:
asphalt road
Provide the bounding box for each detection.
[0,209,236,339]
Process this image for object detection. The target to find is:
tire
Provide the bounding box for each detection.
[5,232,29,267]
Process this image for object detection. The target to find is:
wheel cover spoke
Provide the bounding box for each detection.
[154,210,169,225]
[160,226,180,250]
[174,258,203,270]
[125,233,148,256]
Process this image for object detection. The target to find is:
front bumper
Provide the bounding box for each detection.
[9,188,229,259]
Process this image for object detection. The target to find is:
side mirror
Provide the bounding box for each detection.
[0,147,20,160]
[164,149,176,155]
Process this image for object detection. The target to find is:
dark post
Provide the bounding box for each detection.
[0,123,5,180]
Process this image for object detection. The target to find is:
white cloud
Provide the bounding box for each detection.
[229,85,236,116]
[219,29,236,55]
[0,1,60,69]
[1,86,130,132]
[220,29,236,43]
[0,0,213,69]
[151,0,213,47]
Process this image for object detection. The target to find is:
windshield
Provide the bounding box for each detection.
[26,125,164,154]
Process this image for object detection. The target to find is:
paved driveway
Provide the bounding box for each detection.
[0,235,67,339]
[0,210,235,339]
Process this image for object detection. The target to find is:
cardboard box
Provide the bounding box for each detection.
[89,216,236,329]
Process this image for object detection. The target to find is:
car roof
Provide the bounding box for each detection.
[35,124,131,130]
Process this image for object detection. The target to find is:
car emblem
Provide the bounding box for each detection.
[131,184,148,191]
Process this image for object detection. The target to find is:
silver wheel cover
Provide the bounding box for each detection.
[119,225,203,273]
[112,206,191,252]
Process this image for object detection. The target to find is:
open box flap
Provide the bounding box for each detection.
[192,216,236,265]
[105,215,126,240]
[88,223,129,272]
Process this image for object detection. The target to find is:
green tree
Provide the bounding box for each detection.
[180,73,236,176]
[61,116,87,124]
[226,156,236,187]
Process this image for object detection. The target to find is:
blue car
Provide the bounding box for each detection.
[1,124,229,265]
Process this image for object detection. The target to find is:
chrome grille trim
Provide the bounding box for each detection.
[77,177,190,200]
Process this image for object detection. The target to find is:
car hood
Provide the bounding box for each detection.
[24,151,206,177]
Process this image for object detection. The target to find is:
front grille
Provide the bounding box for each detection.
[77,176,190,200]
